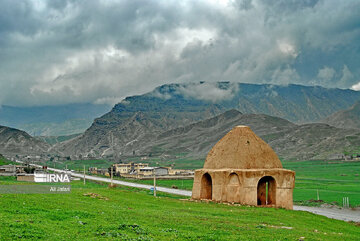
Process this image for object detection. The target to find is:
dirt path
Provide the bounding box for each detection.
[293,205,360,222]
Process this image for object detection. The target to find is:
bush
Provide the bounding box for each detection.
[24,167,36,174]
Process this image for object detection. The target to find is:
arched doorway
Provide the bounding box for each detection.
[227,173,240,203]
[257,176,276,206]
[200,173,212,200]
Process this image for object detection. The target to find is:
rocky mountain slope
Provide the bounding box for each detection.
[55,105,225,158]
[35,133,81,145]
[0,125,51,156]
[322,101,360,129]
[56,108,360,160]
[143,82,359,123]
[138,110,360,160]
[2,82,359,136]
[266,123,360,160]
[55,82,360,159]
[140,109,296,158]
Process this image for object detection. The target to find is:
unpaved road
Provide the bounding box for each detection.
[68,169,193,197]
[31,164,360,223]
[293,205,360,222]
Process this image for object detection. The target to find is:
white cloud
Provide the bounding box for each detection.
[177,82,238,102]
[277,40,298,58]
[151,90,172,100]
[314,66,336,86]
[317,66,336,81]
[271,66,300,85]
[351,82,360,91]
[0,0,360,106]
[339,65,354,88]
[93,97,124,105]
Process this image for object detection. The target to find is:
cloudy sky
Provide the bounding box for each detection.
[0,0,359,106]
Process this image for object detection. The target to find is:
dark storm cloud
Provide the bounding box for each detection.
[0,0,359,106]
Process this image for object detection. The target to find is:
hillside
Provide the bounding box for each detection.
[55,105,225,158]
[0,125,51,156]
[35,133,81,145]
[54,82,360,159]
[0,153,12,165]
[139,110,360,160]
[1,83,356,137]
[102,82,360,123]
[55,108,360,161]
[323,101,360,129]
[0,103,111,136]
[266,123,360,160]
[140,109,296,158]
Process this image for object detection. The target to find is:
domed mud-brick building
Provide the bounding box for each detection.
[191,126,295,209]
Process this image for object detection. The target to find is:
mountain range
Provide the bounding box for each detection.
[2,82,360,137]
[54,82,360,160]
[112,109,360,160]
[1,82,360,161]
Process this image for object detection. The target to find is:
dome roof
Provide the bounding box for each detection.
[203,126,283,169]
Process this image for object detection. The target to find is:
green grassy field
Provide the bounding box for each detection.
[125,156,204,169]
[42,159,114,172]
[110,159,360,207]
[283,160,360,207]
[33,157,360,207]
[111,176,195,191]
[0,154,14,165]
[0,176,359,240]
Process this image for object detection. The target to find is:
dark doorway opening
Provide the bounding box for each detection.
[257,176,276,205]
[200,173,212,200]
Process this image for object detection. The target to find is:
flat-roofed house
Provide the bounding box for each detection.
[0,165,16,176]
[154,167,169,176]
[138,167,154,176]
[114,162,149,174]
[138,167,169,176]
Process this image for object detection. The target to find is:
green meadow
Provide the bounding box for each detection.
[31,157,360,206]
[0,176,359,240]
[111,159,360,207]
[42,159,114,171]
[0,155,13,166]
[283,160,360,207]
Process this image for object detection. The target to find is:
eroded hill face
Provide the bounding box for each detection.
[0,126,51,156]
[142,110,360,161]
[104,82,360,123]
[54,109,360,161]
[323,101,360,130]
[140,110,296,158]
[54,83,360,160]
[54,105,226,158]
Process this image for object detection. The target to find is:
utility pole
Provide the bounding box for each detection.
[343,197,349,208]
[153,174,156,197]
[83,165,86,185]
[343,197,350,208]
[317,189,319,200]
